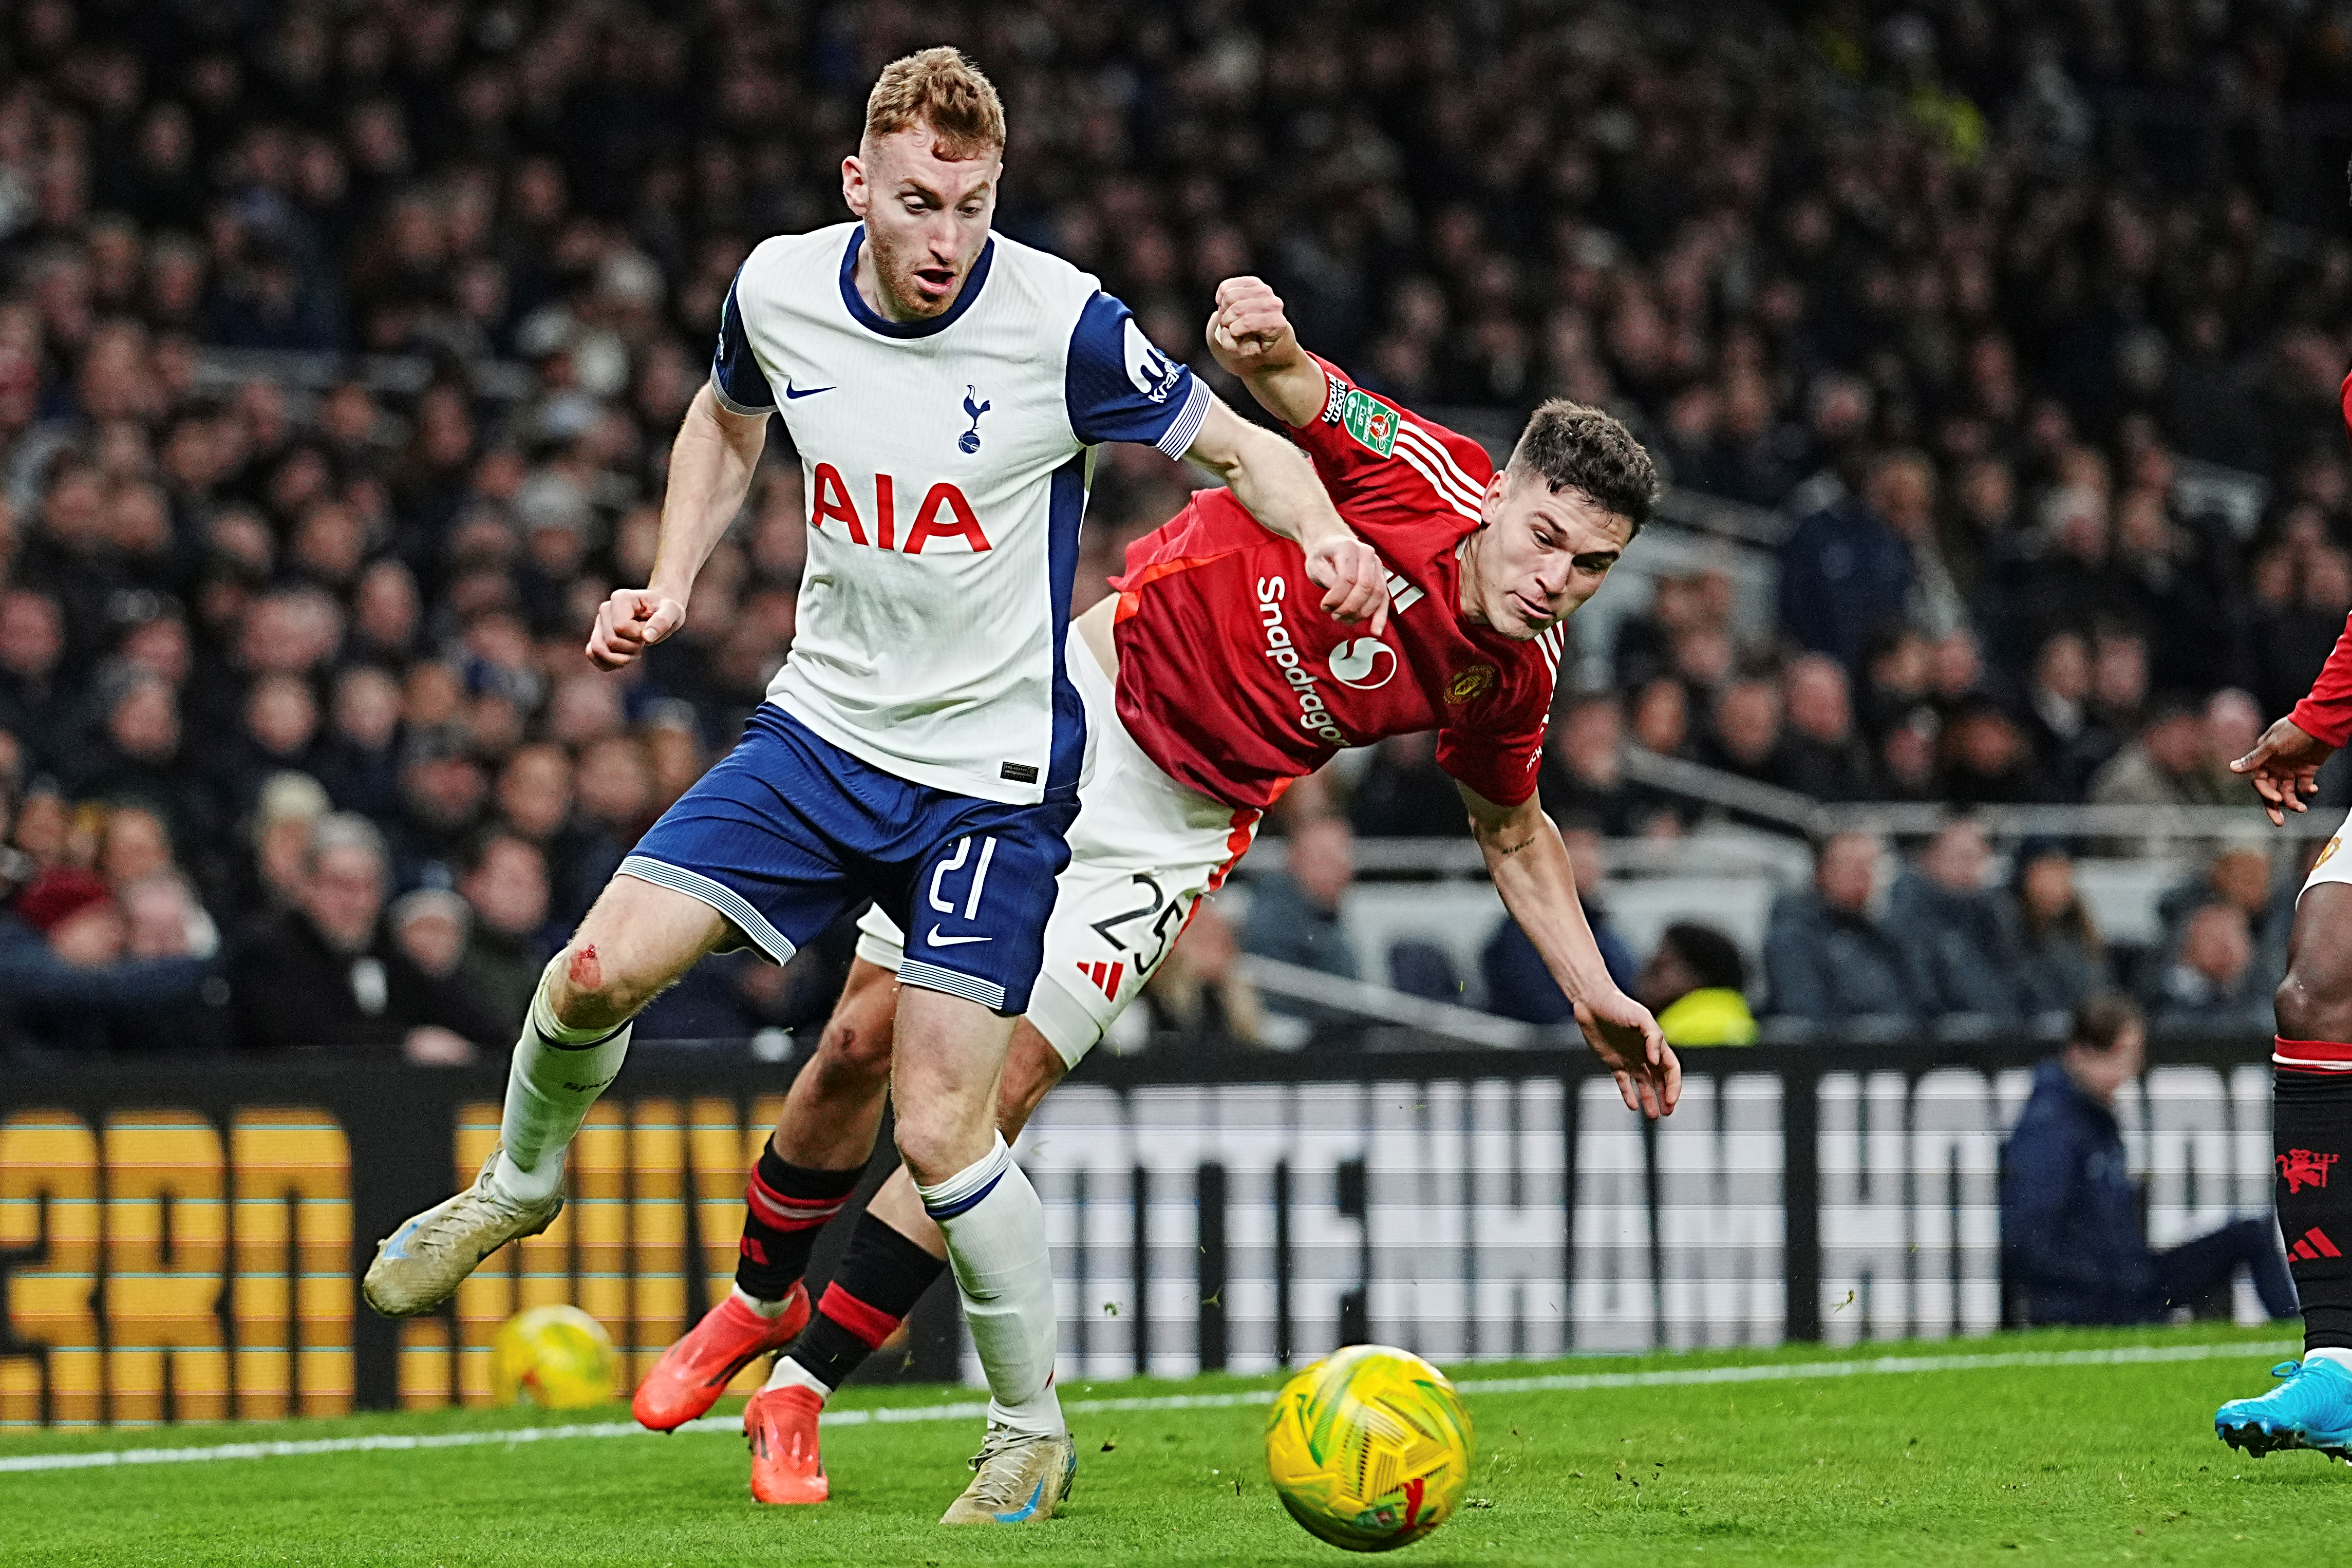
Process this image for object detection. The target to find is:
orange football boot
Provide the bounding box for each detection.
[746,1383,830,1504]
[632,1283,810,1432]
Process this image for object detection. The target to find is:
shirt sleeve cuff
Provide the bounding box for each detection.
[710,375,777,418]
[1152,378,1212,459]
[2291,697,2352,750]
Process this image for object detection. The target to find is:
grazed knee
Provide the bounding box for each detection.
[547,942,649,1032]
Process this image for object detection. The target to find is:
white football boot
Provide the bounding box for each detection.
[362,1150,562,1317]
[939,1423,1078,1524]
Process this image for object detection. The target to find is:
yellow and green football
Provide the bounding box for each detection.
[1264,1344,1474,1552]
[490,1305,617,1410]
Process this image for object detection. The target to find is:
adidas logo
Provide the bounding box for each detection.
[2291,1226,2342,1262]
[1075,959,1123,1000]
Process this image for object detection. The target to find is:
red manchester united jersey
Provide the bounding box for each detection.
[1110,357,1564,810]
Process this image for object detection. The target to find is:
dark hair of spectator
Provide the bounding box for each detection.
[1659,922,1746,993]
[863,47,1006,158]
[1506,401,1658,536]
[2011,838,2102,952]
[2068,994,2143,1053]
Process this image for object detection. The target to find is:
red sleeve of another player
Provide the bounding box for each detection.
[1284,355,1493,527]
[2291,613,2352,749]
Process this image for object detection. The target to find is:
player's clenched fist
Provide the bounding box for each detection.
[1304,534,1390,637]
[587,587,687,671]
[1207,276,1295,370]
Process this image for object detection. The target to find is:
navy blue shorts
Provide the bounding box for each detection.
[622,705,1077,1015]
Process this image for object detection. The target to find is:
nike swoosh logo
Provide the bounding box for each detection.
[927,928,992,946]
[783,381,835,399]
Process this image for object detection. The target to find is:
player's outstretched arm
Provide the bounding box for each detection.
[1204,275,1327,428]
[2231,715,2336,826]
[1458,782,1679,1118]
[587,384,768,670]
[1182,396,1387,635]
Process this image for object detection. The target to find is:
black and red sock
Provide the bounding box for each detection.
[735,1146,863,1303]
[783,1212,948,1391]
[2273,1045,2352,1350]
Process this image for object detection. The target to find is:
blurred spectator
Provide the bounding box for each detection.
[0,589,67,767]
[73,672,186,841]
[2019,632,2115,800]
[1889,818,2018,1022]
[232,813,496,1063]
[2002,840,2106,1019]
[2152,833,2289,1009]
[1537,693,1660,837]
[2087,692,2208,808]
[314,665,404,821]
[2003,996,2294,1326]
[2154,903,2271,1031]
[455,830,555,1035]
[2193,689,2264,808]
[0,865,215,1055]
[1697,676,1783,788]
[1634,922,1757,1047]
[238,771,331,935]
[392,729,488,888]
[1762,830,1922,1028]
[1481,820,1635,1025]
[1936,697,2047,806]
[1777,451,1920,674]
[1242,818,1361,1026]
[1350,732,1463,839]
[1776,655,1875,801]
[389,888,471,986]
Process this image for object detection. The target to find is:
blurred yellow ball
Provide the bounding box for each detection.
[1264,1344,1473,1552]
[490,1305,617,1410]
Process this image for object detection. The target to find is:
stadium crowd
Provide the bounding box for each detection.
[2,0,2350,1057]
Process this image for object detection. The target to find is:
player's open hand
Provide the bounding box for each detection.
[1574,988,1680,1120]
[587,587,687,671]
[1304,534,1390,637]
[2231,715,2336,826]
[1207,276,1295,373]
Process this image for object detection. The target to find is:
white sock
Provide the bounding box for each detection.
[914,1134,1064,1438]
[761,1355,833,1398]
[2305,1347,2352,1371]
[733,1284,791,1319]
[489,960,632,1206]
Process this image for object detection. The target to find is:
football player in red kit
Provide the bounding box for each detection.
[635,276,1680,1508]
[2216,365,2352,1459]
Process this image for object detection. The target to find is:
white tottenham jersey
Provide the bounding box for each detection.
[712,223,1210,806]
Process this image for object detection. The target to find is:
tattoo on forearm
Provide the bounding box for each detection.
[1492,833,1538,858]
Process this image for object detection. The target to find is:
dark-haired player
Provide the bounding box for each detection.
[634,275,1681,1509]
[2216,362,2352,1460]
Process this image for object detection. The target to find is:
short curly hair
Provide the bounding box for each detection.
[1506,400,1659,536]
[863,47,1006,160]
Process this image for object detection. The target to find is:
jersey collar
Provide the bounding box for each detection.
[838,228,995,339]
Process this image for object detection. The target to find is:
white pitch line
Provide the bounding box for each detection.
[0,1339,2292,1476]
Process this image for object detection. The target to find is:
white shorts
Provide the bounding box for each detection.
[856,634,1261,1068]
[2301,811,2352,896]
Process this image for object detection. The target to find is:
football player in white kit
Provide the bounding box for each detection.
[360,48,1386,1524]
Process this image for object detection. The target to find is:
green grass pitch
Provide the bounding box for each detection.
[0,1324,2341,1566]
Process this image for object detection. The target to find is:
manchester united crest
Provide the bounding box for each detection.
[1445,664,1497,704]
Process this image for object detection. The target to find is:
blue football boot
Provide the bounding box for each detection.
[2215,1358,2352,1461]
